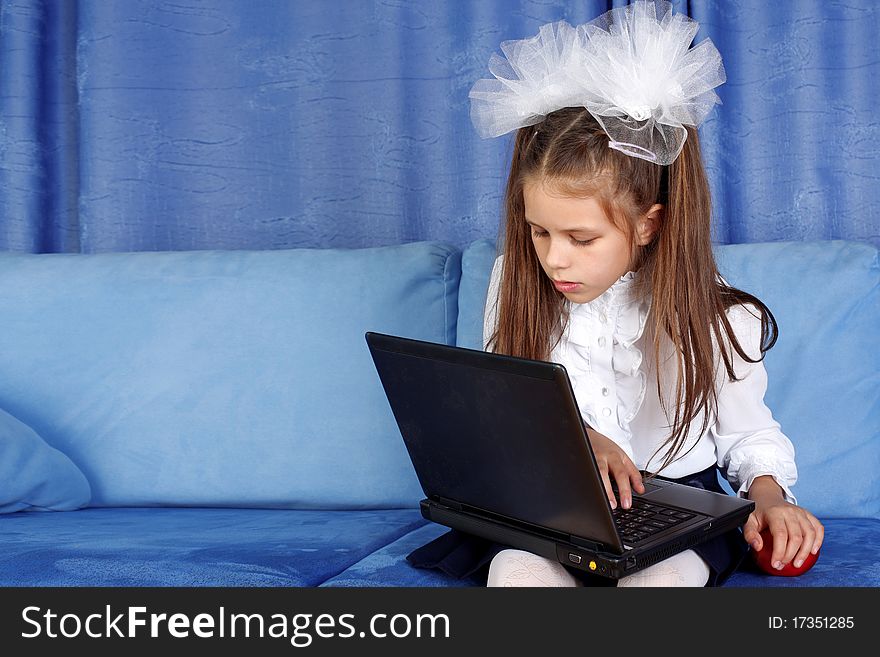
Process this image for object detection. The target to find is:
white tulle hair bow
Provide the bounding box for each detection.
[468,0,726,165]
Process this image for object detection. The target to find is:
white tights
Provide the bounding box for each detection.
[486,548,710,587]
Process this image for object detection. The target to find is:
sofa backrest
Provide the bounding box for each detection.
[2,238,876,517]
[0,242,461,509]
[458,239,880,518]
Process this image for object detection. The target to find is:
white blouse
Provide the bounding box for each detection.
[483,255,798,504]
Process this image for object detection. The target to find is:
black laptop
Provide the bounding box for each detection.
[365,331,754,579]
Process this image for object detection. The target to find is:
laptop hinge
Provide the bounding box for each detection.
[568,535,604,551]
[431,495,463,511]
[430,497,610,551]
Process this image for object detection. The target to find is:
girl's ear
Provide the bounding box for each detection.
[636,204,664,246]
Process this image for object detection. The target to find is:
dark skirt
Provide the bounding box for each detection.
[406,464,750,587]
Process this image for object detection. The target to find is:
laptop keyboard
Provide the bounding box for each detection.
[611,498,696,545]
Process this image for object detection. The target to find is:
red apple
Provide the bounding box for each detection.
[751,528,819,576]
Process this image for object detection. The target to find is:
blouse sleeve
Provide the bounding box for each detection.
[482,255,504,352]
[712,303,798,505]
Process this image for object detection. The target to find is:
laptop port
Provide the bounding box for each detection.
[567,553,582,564]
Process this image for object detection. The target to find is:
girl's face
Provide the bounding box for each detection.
[523,178,658,305]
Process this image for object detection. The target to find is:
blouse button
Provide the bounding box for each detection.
[597,336,606,347]
[602,407,612,417]
[599,312,608,324]
[601,387,610,397]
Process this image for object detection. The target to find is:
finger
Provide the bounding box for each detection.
[742,514,762,551]
[781,517,804,566]
[599,464,617,509]
[614,466,633,509]
[792,519,815,569]
[809,516,825,554]
[630,466,645,495]
[770,523,789,570]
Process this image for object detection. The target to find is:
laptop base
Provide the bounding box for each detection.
[421,498,749,580]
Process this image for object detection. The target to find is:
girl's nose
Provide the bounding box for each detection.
[544,238,569,269]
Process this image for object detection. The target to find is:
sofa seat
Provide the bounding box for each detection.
[0,507,427,586]
[1,509,876,587]
[725,518,880,587]
[321,523,469,587]
[322,518,880,587]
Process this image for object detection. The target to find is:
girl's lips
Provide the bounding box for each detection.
[553,280,581,292]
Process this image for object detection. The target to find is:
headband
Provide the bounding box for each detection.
[468,0,726,165]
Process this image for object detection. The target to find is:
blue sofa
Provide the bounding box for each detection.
[0,239,877,586]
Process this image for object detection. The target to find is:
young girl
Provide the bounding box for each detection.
[407,1,823,587]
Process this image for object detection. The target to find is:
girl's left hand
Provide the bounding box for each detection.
[744,478,824,571]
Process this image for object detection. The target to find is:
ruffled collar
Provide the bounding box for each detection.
[563,269,649,348]
[554,268,653,441]
[568,269,641,312]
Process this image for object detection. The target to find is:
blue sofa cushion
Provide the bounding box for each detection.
[714,241,880,518]
[0,243,461,509]
[458,240,880,519]
[0,407,90,514]
[321,522,477,587]
[0,507,427,586]
[457,239,498,350]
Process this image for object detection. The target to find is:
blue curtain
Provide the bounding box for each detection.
[1,0,878,253]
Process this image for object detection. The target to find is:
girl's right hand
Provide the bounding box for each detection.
[586,427,645,509]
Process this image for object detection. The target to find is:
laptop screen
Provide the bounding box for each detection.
[366,331,621,549]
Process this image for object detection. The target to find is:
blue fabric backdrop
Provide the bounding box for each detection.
[1,0,878,254]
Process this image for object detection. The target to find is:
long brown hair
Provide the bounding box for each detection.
[487,107,778,474]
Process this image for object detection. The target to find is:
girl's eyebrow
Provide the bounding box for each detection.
[525,219,600,233]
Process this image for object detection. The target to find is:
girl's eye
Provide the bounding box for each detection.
[531,230,595,247]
